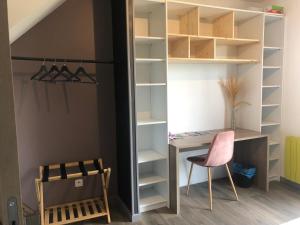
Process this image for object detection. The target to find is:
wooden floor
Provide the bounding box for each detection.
[81,180,300,225]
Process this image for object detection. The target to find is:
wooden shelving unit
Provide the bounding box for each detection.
[134,0,169,214]
[261,13,284,185]
[133,0,285,214]
[167,1,261,64]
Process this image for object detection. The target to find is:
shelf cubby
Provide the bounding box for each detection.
[135,40,166,59]
[168,35,189,58]
[262,105,281,127]
[137,124,168,159]
[269,144,280,161]
[135,0,166,38]
[264,15,284,48]
[262,86,281,105]
[198,6,233,38]
[234,11,262,40]
[269,159,280,180]
[139,184,167,212]
[139,160,167,187]
[262,126,281,144]
[215,41,258,61]
[190,37,214,59]
[263,49,282,68]
[168,2,199,35]
[135,61,166,85]
[136,86,167,125]
[263,68,282,86]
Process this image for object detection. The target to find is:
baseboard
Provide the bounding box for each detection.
[280,177,300,189]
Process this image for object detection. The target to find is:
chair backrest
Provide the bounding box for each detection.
[204,131,235,167]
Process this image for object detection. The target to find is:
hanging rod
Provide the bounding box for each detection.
[11,56,114,64]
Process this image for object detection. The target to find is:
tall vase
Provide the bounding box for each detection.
[231,108,236,130]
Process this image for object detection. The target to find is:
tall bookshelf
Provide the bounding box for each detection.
[134,0,169,213]
[133,0,285,213]
[261,13,284,184]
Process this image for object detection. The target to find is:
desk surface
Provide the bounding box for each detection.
[170,128,267,151]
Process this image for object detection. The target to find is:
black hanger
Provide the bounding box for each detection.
[50,62,72,82]
[31,59,48,80]
[74,65,98,84]
[39,60,60,81]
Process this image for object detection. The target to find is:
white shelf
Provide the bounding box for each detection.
[262,104,280,108]
[135,36,165,44]
[262,85,280,88]
[139,173,166,187]
[136,58,165,63]
[269,174,280,182]
[139,188,167,212]
[138,150,166,164]
[261,121,280,127]
[269,140,280,146]
[136,83,166,87]
[269,155,280,161]
[263,66,281,70]
[137,119,167,126]
[264,46,282,51]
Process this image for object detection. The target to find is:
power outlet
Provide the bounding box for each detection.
[75,179,83,188]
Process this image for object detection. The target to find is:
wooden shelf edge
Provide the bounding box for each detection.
[168,33,259,45]
[168,57,258,64]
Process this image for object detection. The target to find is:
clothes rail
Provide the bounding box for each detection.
[11,56,114,64]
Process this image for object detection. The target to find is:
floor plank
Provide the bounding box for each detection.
[79,180,300,225]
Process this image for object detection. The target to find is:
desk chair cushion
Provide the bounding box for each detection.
[187,131,234,167]
[187,154,208,165]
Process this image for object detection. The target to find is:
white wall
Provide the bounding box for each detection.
[168,64,236,186]
[168,0,267,187]
[7,0,65,43]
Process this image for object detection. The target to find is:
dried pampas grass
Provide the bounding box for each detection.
[220,75,250,108]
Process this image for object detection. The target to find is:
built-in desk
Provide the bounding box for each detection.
[169,128,268,214]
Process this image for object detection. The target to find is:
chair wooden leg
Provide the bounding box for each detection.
[186,163,194,196]
[225,164,239,201]
[208,167,212,211]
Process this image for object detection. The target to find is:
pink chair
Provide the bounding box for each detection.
[186,131,238,210]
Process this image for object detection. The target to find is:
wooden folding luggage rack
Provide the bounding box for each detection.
[35,159,111,225]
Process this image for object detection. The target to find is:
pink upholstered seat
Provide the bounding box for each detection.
[186,130,238,210]
[187,131,234,167]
